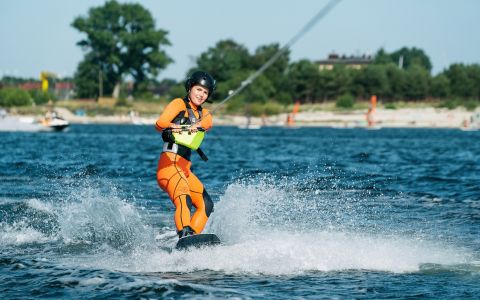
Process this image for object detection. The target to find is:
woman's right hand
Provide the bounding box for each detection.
[170,124,182,133]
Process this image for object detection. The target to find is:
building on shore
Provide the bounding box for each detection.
[317,53,373,71]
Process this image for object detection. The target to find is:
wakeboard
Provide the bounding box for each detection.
[175,233,221,250]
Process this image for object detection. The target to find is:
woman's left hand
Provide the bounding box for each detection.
[188,124,199,133]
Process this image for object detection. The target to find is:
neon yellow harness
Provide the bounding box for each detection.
[172,127,205,150]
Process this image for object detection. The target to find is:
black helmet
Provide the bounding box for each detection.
[184,71,216,98]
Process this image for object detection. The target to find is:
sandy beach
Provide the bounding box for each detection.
[50,107,480,129]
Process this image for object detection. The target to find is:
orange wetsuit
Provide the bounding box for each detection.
[155,97,213,234]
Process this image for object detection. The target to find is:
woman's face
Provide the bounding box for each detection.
[189,85,209,106]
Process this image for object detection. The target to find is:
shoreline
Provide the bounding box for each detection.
[6,107,480,129]
[63,107,480,129]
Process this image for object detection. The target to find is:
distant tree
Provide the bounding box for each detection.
[348,69,366,99]
[430,74,450,99]
[194,39,250,83]
[390,47,432,72]
[287,59,320,103]
[29,89,54,105]
[404,65,430,100]
[72,0,172,98]
[384,64,407,101]
[352,65,388,99]
[317,66,352,101]
[466,64,480,100]
[191,39,252,101]
[318,69,336,100]
[0,76,38,86]
[73,54,104,98]
[251,43,290,98]
[373,47,432,72]
[243,74,275,103]
[373,48,393,65]
[372,47,433,100]
[443,64,475,98]
[0,88,32,107]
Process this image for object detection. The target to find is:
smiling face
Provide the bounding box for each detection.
[188,84,209,106]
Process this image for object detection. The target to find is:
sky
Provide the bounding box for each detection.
[1,0,479,81]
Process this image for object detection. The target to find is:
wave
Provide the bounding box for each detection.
[0,222,53,245]
[55,185,154,249]
[0,181,156,251]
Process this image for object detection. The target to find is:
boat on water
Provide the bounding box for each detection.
[40,115,70,131]
[39,110,70,131]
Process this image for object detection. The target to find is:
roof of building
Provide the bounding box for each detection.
[317,53,373,65]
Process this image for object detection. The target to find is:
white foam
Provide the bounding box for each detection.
[78,277,107,286]
[27,198,54,213]
[0,223,52,245]
[54,180,475,275]
[56,185,154,247]
[78,229,470,275]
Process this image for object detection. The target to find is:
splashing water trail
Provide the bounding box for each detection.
[90,176,473,275]
[56,184,153,249]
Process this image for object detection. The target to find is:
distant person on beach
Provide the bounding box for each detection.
[0,108,7,118]
[154,71,215,238]
[366,95,377,127]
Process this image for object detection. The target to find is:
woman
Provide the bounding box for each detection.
[155,71,215,238]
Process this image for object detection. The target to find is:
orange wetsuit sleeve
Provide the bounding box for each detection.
[200,108,213,131]
[155,98,186,131]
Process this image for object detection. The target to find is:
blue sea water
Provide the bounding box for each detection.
[0,125,479,299]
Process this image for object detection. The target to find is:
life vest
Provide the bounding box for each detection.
[162,97,208,161]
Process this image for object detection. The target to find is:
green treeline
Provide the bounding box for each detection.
[1,0,479,111]
[177,41,480,107]
[0,84,56,107]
